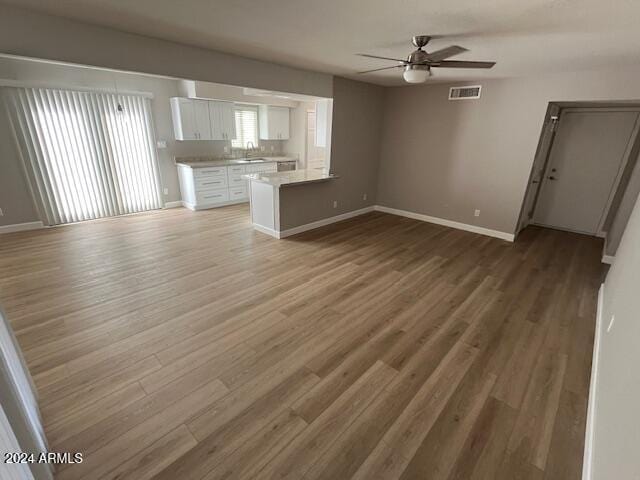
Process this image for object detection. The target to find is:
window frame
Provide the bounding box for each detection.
[231,104,259,149]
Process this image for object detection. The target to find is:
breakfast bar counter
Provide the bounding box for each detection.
[243,169,338,238]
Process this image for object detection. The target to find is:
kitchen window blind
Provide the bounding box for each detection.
[231,106,258,149]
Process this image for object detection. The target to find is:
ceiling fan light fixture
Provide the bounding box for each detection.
[403,65,430,84]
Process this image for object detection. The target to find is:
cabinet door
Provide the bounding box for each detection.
[208,102,225,140]
[273,107,290,140]
[194,100,212,140]
[221,102,237,140]
[171,98,197,140]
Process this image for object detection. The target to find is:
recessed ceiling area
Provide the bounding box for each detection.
[3,0,640,85]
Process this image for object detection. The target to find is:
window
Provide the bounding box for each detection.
[231,106,258,148]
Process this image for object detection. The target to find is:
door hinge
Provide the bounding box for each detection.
[550,115,559,131]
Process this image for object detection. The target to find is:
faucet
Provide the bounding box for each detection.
[245,141,256,157]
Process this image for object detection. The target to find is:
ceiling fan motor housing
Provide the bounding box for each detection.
[407,49,430,64]
[412,35,431,48]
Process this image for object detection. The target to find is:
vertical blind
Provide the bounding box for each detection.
[3,87,162,225]
[231,106,258,149]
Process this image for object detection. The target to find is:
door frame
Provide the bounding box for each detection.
[515,103,640,238]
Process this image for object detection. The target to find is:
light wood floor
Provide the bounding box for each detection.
[0,204,604,480]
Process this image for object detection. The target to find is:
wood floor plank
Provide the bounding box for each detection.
[398,368,498,480]
[507,349,569,470]
[258,360,397,480]
[154,368,320,480]
[349,342,480,480]
[100,424,197,480]
[0,205,603,480]
[56,379,228,479]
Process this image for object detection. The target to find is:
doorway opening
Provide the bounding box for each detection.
[517,103,640,243]
[305,109,328,172]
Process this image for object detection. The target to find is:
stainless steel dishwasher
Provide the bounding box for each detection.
[277,160,297,172]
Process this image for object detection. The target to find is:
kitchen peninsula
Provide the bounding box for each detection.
[244,169,337,238]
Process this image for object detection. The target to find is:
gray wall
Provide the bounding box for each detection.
[279,77,384,230]
[0,105,38,226]
[0,5,332,99]
[593,192,640,478]
[377,72,640,235]
[604,145,640,256]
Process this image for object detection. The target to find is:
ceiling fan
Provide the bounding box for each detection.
[357,35,495,84]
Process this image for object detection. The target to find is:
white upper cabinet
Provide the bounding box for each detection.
[171,98,236,141]
[209,101,236,141]
[193,100,212,140]
[171,98,211,140]
[171,98,196,140]
[259,105,290,140]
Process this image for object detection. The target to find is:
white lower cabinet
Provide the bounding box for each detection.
[229,187,248,201]
[178,162,276,210]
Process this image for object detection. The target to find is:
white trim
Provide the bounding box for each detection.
[0,221,44,234]
[583,284,604,480]
[601,254,615,265]
[374,205,515,242]
[163,201,184,209]
[278,206,375,238]
[182,199,249,211]
[253,224,281,239]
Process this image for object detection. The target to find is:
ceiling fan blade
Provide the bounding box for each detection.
[357,65,403,74]
[356,53,407,63]
[424,45,468,62]
[433,60,496,69]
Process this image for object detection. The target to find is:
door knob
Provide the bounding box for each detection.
[548,176,557,180]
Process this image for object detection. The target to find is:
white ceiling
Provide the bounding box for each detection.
[4,0,640,86]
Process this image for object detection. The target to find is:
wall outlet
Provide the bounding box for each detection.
[363,193,367,201]
[223,146,229,153]
[156,140,167,149]
[0,207,3,216]
[333,200,338,208]
[474,209,481,217]
[163,188,169,196]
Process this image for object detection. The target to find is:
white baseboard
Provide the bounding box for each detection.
[373,205,515,242]
[163,201,183,209]
[278,206,375,239]
[583,284,604,480]
[601,254,615,265]
[253,224,281,239]
[0,221,44,234]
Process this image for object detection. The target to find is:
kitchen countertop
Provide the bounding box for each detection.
[175,156,297,168]
[243,169,338,187]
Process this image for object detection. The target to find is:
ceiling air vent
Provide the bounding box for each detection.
[449,85,482,100]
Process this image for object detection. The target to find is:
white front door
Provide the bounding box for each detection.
[533,110,639,235]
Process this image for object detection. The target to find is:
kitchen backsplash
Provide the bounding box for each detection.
[170,139,286,159]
